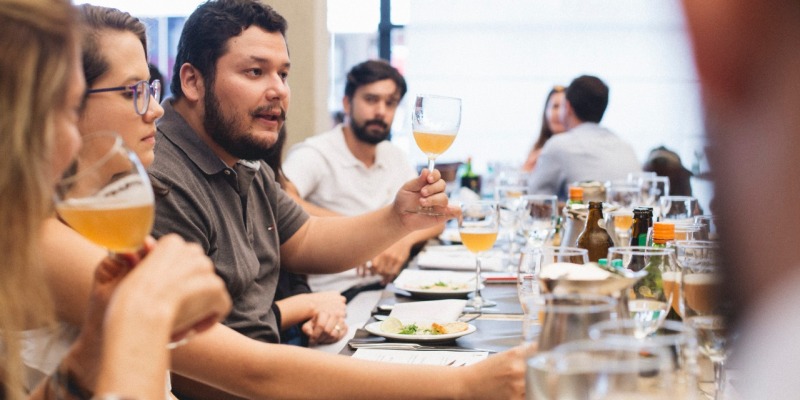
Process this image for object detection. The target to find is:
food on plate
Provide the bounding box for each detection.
[379,317,467,335]
[432,321,469,334]
[405,280,471,291]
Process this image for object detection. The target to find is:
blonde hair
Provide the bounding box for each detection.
[0,0,78,397]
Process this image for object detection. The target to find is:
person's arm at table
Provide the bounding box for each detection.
[274,290,348,344]
[281,169,457,275]
[42,218,525,400]
[171,323,526,400]
[369,223,444,284]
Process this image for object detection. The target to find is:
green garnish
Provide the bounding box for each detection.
[399,323,419,335]
[434,281,448,287]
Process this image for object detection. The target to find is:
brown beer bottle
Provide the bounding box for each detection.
[629,207,653,246]
[575,201,614,262]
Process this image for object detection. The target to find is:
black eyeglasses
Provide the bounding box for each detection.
[86,79,161,116]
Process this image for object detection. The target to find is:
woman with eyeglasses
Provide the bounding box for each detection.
[1,1,230,399]
[521,85,567,172]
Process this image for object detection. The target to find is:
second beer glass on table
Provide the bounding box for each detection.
[458,201,499,311]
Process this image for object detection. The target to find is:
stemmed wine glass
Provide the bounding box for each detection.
[518,194,558,249]
[495,184,529,271]
[54,132,190,349]
[458,200,499,311]
[677,240,729,400]
[410,94,461,215]
[54,131,154,254]
[607,246,677,339]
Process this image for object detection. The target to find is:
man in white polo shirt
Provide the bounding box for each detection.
[284,60,444,299]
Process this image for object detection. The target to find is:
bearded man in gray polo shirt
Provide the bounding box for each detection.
[149,2,455,346]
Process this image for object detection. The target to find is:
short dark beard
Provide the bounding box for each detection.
[350,117,390,145]
[203,87,282,161]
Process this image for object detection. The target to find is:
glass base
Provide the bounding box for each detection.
[465,298,497,310]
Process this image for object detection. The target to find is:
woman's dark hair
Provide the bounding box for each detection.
[344,59,407,100]
[533,85,565,151]
[78,4,147,89]
[171,0,288,99]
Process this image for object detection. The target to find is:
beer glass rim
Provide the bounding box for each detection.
[589,319,698,347]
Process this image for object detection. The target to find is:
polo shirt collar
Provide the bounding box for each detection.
[158,100,266,195]
[335,124,389,170]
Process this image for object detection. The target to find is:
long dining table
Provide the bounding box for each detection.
[337,245,526,357]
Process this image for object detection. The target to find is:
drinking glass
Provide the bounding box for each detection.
[693,215,719,240]
[517,246,588,316]
[54,131,154,254]
[526,293,616,352]
[605,180,640,209]
[590,319,701,397]
[638,176,670,210]
[607,247,677,339]
[458,200,500,311]
[626,171,657,185]
[527,339,676,400]
[495,184,529,271]
[607,210,634,247]
[674,241,727,399]
[410,94,461,215]
[659,195,699,222]
[518,194,558,249]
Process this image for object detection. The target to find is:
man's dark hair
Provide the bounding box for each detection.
[565,75,609,123]
[170,0,288,99]
[344,59,407,100]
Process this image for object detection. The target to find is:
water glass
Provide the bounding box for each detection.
[517,247,588,316]
[693,215,719,240]
[527,339,676,400]
[659,195,699,222]
[590,319,701,398]
[518,194,559,249]
[524,293,616,352]
[607,246,678,338]
[495,184,529,270]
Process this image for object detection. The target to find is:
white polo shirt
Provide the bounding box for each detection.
[283,124,417,292]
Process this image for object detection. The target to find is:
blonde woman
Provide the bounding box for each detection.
[0,1,230,399]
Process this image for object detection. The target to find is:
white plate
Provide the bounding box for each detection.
[364,320,477,342]
[394,282,484,299]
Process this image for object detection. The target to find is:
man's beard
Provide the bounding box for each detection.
[350,117,390,145]
[203,89,284,161]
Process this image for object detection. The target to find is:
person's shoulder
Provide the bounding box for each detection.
[288,126,343,155]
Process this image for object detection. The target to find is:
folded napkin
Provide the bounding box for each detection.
[389,299,467,322]
[393,269,477,290]
[417,245,504,271]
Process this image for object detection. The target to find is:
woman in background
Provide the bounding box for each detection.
[0,1,230,399]
[521,85,566,172]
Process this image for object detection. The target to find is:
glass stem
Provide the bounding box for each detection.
[713,360,726,400]
[427,158,435,173]
[473,253,483,312]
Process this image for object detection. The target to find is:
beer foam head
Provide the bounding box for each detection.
[62,175,153,208]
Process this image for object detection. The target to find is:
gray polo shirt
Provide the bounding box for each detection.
[150,99,309,343]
